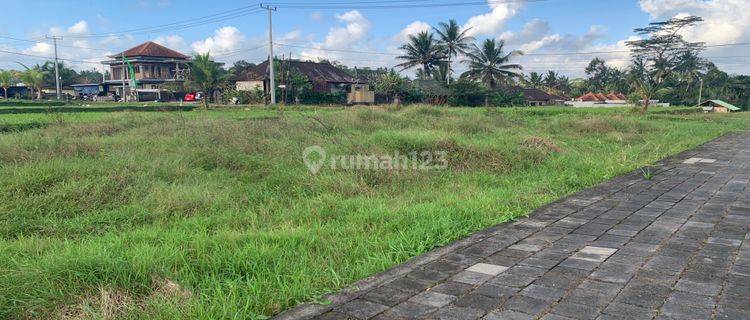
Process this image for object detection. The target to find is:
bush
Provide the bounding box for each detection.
[298,92,346,105]
[448,80,487,107]
[223,88,265,104]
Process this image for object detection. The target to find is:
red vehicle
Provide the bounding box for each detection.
[183,92,203,102]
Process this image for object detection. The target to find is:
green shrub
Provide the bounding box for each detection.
[298,92,346,105]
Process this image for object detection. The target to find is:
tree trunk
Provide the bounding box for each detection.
[3,87,7,99]
[447,56,451,85]
[641,94,650,112]
[37,87,42,100]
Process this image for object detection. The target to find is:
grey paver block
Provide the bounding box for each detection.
[490,273,537,288]
[674,279,722,296]
[451,270,494,285]
[504,295,551,315]
[484,310,535,320]
[572,246,618,262]
[602,302,656,319]
[409,291,456,308]
[466,263,509,276]
[509,243,543,252]
[334,299,389,319]
[453,292,502,311]
[385,301,435,318]
[590,262,637,284]
[361,285,413,307]
[520,284,566,301]
[473,283,519,299]
[551,302,599,320]
[430,281,474,296]
[430,306,484,320]
[659,301,713,320]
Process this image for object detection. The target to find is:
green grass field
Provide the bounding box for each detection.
[0,105,748,319]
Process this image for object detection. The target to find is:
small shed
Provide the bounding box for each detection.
[699,100,741,113]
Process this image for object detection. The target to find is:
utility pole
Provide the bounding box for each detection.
[261,4,277,105]
[46,35,62,100]
[697,78,704,106]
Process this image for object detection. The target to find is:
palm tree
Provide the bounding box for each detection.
[461,39,523,91]
[544,70,559,90]
[0,70,14,100]
[396,31,446,78]
[188,52,225,109]
[434,19,473,84]
[527,72,544,88]
[17,64,46,100]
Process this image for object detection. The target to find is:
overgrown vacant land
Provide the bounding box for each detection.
[1,106,748,319]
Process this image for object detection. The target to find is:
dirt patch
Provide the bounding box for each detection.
[521,136,563,155]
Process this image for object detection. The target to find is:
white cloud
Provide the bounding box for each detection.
[323,10,371,48]
[300,10,375,63]
[67,21,89,34]
[191,26,246,55]
[393,21,431,43]
[153,35,187,52]
[463,1,523,37]
[24,42,53,56]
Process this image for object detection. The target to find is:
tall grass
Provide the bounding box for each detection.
[0,106,747,319]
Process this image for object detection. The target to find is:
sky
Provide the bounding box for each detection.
[0,0,749,78]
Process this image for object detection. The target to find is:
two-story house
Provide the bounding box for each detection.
[102,41,191,98]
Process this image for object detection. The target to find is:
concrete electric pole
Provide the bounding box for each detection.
[261,4,277,105]
[46,35,62,100]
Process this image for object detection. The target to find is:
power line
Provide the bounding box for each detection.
[267,0,552,10]
[66,7,264,39]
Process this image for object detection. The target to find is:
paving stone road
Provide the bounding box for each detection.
[277,132,750,320]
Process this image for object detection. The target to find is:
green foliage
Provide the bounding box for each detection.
[461,39,523,90]
[298,92,346,104]
[373,70,407,103]
[187,53,227,108]
[447,79,486,106]
[396,31,447,77]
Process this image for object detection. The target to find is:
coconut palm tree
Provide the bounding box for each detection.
[434,19,473,84]
[17,64,46,100]
[0,70,14,100]
[396,31,446,78]
[187,52,225,109]
[527,72,544,88]
[461,39,523,91]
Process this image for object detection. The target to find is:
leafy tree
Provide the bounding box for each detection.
[373,69,407,104]
[527,72,544,88]
[187,53,226,109]
[0,70,14,99]
[543,71,558,90]
[16,64,47,100]
[434,19,473,84]
[40,61,78,88]
[76,69,105,84]
[626,15,704,111]
[461,39,523,91]
[396,31,447,78]
[584,57,609,92]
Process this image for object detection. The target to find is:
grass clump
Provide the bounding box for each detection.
[0,106,747,319]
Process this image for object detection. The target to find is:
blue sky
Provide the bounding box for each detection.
[1,0,748,77]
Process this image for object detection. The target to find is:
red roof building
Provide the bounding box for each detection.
[101,41,192,96]
[577,92,601,102]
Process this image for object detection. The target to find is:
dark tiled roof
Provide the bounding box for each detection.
[111,41,190,59]
[513,87,555,101]
[240,60,361,83]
